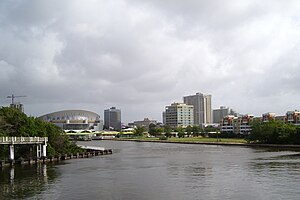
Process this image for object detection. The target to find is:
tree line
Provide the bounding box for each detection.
[247,119,300,144]
[129,120,300,145]
[130,124,220,138]
[0,107,83,160]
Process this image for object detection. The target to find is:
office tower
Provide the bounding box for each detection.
[104,107,121,131]
[164,103,194,129]
[183,92,212,126]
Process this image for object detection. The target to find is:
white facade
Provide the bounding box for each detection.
[165,103,194,128]
[38,110,103,131]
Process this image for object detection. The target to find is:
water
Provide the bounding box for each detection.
[1,141,300,200]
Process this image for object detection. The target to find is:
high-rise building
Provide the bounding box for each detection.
[183,93,212,126]
[104,107,121,131]
[213,106,237,123]
[164,103,194,129]
[162,111,166,125]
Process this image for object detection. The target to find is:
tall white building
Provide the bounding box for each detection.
[183,93,212,126]
[164,103,194,129]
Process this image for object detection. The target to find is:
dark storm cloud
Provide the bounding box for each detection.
[1,0,300,122]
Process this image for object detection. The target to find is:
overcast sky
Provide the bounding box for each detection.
[1,0,300,123]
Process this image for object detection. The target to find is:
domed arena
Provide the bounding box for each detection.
[38,110,103,132]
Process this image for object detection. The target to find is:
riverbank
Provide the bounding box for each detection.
[113,138,300,149]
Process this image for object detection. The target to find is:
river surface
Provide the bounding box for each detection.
[1,140,300,200]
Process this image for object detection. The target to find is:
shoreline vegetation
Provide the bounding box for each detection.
[118,119,300,149]
[0,107,84,161]
[113,137,300,149]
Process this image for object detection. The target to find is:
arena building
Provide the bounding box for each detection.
[38,110,103,133]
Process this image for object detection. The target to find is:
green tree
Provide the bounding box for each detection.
[185,125,192,137]
[192,125,200,137]
[164,125,172,138]
[177,127,185,138]
[148,123,157,136]
[247,119,299,144]
[134,126,145,137]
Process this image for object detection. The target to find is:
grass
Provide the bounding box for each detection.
[168,137,247,143]
[121,136,247,144]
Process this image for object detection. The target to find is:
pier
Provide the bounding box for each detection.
[77,145,113,155]
[0,137,113,168]
[0,137,48,166]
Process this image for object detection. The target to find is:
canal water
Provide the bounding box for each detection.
[1,140,300,200]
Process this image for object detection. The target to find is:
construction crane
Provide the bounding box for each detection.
[7,94,26,104]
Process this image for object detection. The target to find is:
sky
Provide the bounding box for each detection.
[0,0,300,123]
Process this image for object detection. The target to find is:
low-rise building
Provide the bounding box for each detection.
[220,115,237,134]
[275,115,285,122]
[133,118,157,131]
[238,114,254,135]
[286,110,300,125]
[220,110,300,135]
[262,112,276,122]
[10,102,24,113]
[220,114,254,135]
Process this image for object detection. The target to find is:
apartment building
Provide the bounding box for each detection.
[164,103,194,129]
[220,114,254,135]
[220,115,236,133]
[286,110,300,125]
[261,112,276,122]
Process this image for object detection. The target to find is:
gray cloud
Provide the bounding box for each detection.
[1,0,300,123]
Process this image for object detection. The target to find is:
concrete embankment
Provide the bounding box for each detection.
[112,138,300,150]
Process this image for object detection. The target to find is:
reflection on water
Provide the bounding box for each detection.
[0,163,60,199]
[251,152,300,171]
[1,141,300,200]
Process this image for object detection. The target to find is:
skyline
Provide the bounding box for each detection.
[1,1,300,123]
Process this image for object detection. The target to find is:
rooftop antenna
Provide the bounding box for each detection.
[7,94,27,104]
